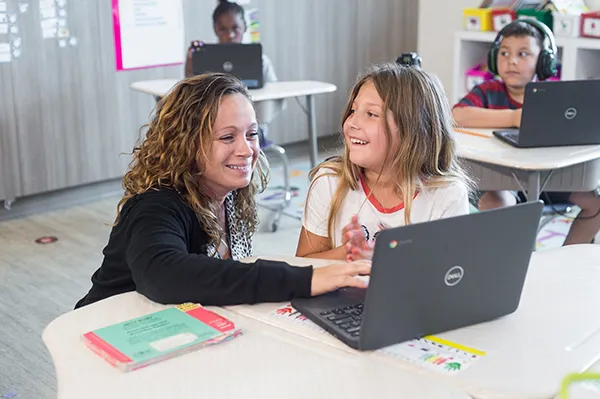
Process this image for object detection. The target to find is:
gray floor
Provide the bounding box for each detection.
[0,137,339,398]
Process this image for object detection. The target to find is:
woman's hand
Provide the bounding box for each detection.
[310,260,371,296]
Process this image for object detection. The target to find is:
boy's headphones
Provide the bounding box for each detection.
[487,19,557,81]
[397,52,422,67]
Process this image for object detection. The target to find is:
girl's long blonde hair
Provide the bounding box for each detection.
[117,73,269,250]
[307,63,472,247]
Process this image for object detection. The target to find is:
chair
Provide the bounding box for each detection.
[258,124,292,232]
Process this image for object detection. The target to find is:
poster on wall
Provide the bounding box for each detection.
[245,8,260,43]
[111,0,185,71]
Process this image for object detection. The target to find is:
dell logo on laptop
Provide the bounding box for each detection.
[222,61,234,72]
[565,107,577,120]
[444,266,464,287]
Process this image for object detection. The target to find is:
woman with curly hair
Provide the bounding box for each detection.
[75,73,369,309]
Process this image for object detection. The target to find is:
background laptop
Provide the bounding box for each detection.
[493,79,600,148]
[192,43,264,89]
[292,201,543,351]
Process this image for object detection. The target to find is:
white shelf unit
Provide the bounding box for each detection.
[452,30,600,103]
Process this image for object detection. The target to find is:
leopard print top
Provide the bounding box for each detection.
[170,187,252,260]
[206,191,253,260]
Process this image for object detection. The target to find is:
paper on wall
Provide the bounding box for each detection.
[0,41,10,62]
[112,0,185,70]
[42,27,56,38]
[40,18,57,29]
[40,7,55,19]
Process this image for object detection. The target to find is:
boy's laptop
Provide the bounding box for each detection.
[192,43,264,89]
[292,201,543,351]
[493,79,600,148]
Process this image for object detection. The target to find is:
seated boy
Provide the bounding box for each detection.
[452,20,600,245]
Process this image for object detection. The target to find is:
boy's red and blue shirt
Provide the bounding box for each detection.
[454,79,522,110]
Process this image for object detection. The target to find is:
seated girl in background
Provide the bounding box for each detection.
[184,0,277,81]
[296,63,472,261]
[184,0,283,135]
[75,73,369,309]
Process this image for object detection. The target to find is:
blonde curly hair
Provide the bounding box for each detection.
[117,73,269,250]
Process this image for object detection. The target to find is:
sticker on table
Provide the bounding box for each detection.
[583,379,600,393]
[269,304,326,333]
[377,335,486,375]
[35,236,58,244]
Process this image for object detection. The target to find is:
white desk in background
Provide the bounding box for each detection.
[42,292,471,399]
[130,79,337,169]
[454,128,600,201]
[227,245,600,399]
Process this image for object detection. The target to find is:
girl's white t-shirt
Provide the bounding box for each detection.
[302,169,470,247]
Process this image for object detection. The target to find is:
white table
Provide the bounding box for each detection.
[454,128,600,201]
[227,246,600,399]
[130,79,337,168]
[42,293,471,399]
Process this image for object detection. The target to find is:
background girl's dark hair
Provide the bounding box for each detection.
[213,1,245,25]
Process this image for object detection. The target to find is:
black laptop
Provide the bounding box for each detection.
[493,79,600,148]
[192,43,263,89]
[292,201,543,351]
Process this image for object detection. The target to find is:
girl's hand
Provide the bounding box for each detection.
[342,215,373,261]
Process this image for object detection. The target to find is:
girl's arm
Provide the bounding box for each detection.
[296,227,348,260]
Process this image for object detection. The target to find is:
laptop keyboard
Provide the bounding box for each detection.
[504,130,520,141]
[319,303,364,337]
